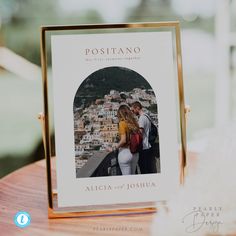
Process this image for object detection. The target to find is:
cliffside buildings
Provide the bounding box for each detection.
[74,88,158,168]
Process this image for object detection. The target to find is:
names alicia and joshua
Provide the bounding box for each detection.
[85,182,156,191]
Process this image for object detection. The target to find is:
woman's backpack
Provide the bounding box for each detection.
[129,130,143,154]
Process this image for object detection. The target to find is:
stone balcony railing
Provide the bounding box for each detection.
[76,150,121,178]
[76,143,160,178]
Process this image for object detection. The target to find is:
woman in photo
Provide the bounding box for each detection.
[112,104,140,175]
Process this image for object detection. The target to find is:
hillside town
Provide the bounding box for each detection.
[74,88,158,169]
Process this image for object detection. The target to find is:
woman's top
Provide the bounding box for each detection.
[118,120,130,148]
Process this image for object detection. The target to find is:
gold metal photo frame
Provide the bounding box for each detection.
[39,21,188,219]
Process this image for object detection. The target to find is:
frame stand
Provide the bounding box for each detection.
[39,21,189,218]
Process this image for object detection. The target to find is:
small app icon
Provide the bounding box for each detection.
[14,211,31,228]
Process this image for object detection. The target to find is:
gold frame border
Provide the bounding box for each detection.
[40,21,187,218]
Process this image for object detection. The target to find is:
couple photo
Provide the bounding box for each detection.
[73,66,160,178]
[107,101,159,175]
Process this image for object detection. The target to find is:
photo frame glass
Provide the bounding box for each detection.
[42,23,185,214]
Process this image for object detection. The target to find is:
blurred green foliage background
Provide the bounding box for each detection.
[1,0,214,65]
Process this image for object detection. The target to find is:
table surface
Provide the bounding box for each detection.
[0,158,160,236]
[0,152,200,236]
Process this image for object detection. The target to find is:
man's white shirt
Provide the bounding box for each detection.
[138,114,151,150]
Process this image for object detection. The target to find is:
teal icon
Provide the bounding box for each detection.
[14,211,31,228]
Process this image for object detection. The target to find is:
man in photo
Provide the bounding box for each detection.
[131,101,157,174]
